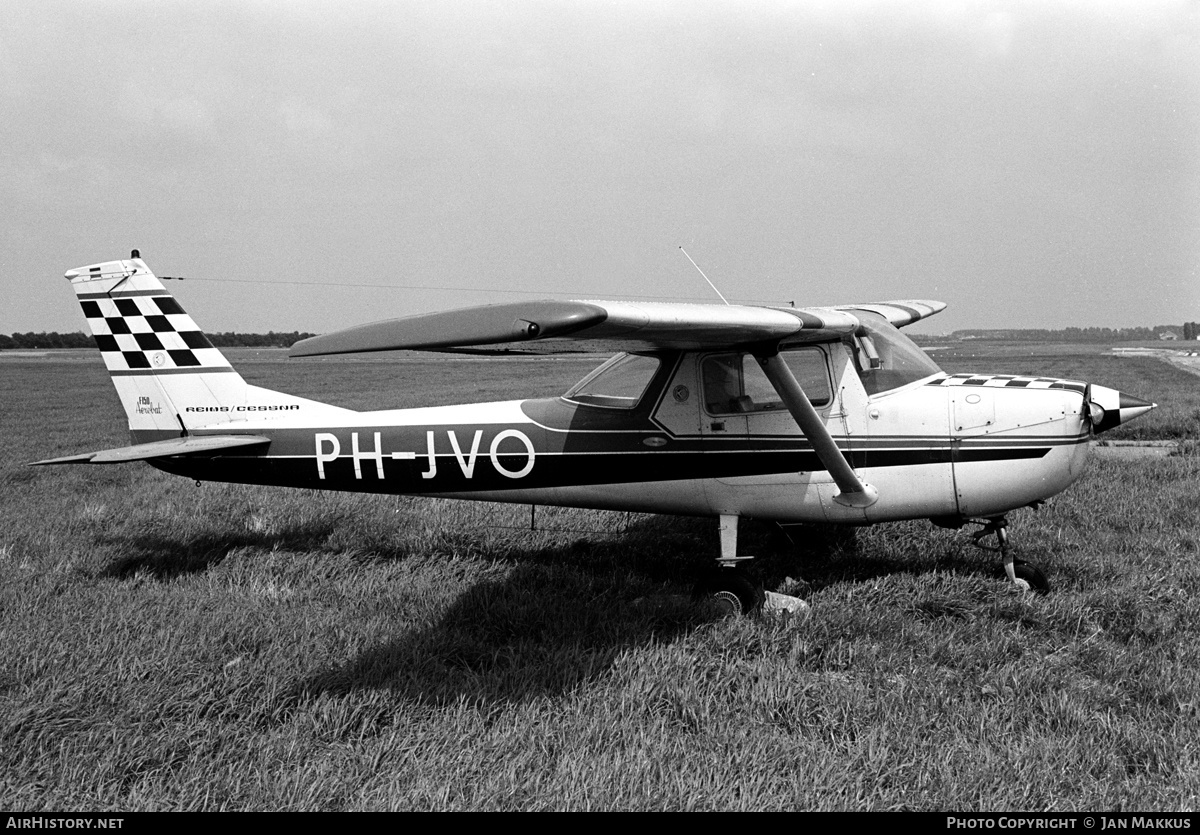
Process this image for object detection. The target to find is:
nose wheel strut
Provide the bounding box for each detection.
[970,517,1050,594]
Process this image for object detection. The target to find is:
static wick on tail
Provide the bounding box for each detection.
[131,250,187,281]
[679,247,730,306]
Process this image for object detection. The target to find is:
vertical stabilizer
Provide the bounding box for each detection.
[65,253,317,441]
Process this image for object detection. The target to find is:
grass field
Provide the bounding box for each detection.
[2,346,1198,810]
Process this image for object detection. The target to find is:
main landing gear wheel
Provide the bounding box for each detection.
[696,514,771,616]
[694,570,766,616]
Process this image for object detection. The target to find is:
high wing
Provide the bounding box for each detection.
[30,435,270,466]
[289,299,946,357]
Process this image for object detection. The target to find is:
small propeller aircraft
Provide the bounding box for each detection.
[34,252,1156,612]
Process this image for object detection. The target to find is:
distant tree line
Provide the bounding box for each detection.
[927,325,1199,343]
[0,331,315,349]
[206,332,316,348]
[0,332,94,349]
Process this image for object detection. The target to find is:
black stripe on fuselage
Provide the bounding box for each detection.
[146,423,1068,495]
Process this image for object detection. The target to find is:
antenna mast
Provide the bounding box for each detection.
[679,247,730,306]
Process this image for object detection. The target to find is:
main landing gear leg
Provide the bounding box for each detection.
[970,516,1050,594]
[694,514,762,616]
[694,515,807,616]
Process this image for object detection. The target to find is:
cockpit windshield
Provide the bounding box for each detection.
[853,313,943,395]
[563,353,661,409]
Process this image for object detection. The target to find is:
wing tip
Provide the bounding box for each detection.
[837,300,947,327]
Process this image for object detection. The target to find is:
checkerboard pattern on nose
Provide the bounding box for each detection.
[78,294,230,373]
[927,373,1086,394]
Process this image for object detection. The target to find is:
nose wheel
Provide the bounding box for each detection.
[971,517,1050,594]
[1009,559,1049,594]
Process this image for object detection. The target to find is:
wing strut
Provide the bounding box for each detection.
[756,351,878,509]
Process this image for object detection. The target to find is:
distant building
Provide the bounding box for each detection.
[1158,331,1179,340]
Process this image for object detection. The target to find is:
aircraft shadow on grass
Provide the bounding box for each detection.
[270,515,990,712]
[93,510,992,713]
[95,516,345,580]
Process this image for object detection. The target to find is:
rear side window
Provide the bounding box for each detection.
[702,349,831,415]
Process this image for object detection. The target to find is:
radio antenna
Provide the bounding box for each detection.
[679,247,730,306]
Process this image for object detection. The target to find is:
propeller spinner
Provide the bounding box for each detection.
[1086,384,1156,434]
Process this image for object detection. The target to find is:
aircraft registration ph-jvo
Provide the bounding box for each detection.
[34,252,1156,612]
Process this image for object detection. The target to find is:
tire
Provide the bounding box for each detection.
[694,570,766,615]
[1011,560,1050,595]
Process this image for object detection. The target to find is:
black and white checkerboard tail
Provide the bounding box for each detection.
[65,254,311,436]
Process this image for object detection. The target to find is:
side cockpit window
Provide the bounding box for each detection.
[702,349,831,415]
[564,353,661,409]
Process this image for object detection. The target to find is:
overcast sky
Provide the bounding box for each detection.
[3,0,1198,336]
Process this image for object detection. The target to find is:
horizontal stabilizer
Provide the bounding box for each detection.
[30,435,270,466]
